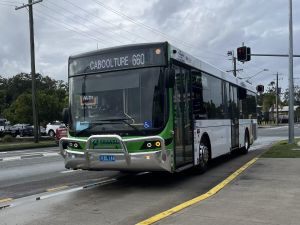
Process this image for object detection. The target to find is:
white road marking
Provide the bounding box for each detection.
[37,177,116,200]
[267,126,288,130]
[0,152,60,162]
[36,187,83,200]
[2,156,21,161]
[60,169,81,174]
[43,152,59,157]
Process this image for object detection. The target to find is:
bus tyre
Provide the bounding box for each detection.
[196,140,210,174]
[241,132,250,154]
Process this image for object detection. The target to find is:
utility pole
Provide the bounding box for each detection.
[288,0,294,144]
[16,0,43,143]
[233,54,237,77]
[227,51,242,77]
[276,72,279,125]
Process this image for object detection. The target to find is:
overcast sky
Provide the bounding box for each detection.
[0,0,299,91]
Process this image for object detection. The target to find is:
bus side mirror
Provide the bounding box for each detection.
[165,68,175,88]
[62,108,69,125]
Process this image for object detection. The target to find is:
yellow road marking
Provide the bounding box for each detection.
[0,198,13,204]
[136,157,258,225]
[46,185,68,192]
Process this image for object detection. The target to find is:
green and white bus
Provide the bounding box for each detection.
[60,42,257,173]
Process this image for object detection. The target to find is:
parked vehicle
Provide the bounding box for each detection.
[0,118,10,132]
[30,125,47,136]
[55,125,68,144]
[46,121,65,137]
[10,124,33,137]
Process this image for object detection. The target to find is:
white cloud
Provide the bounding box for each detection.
[0,0,299,90]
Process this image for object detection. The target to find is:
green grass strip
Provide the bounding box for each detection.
[0,141,57,151]
[261,139,300,158]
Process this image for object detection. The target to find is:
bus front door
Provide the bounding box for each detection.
[173,66,193,168]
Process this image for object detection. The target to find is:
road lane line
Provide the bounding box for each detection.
[43,152,59,157]
[36,187,83,200]
[2,156,21,161]
[60,169,83,174]
[47,185,69,192]
[83,178,116,189]
[37,178,114,201]
[0,198,13,204]
[21,154,43,159]
[136,157,259,225]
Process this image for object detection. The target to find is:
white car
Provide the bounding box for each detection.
[46,121,65,137]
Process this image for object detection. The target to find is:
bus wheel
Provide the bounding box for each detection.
[197,140,210,174]
[241,131,250,154]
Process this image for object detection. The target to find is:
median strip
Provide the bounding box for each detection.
[0,198,13,204]
[0,152,59,162]
[46,185,69,192]
[136,157,259,225]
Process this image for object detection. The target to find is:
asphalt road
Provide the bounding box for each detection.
[0,126,296,225]
[258,123,300,137]
[0,147,120,199]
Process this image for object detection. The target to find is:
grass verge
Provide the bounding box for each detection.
[0,140,57,152]
[261,139,300,158]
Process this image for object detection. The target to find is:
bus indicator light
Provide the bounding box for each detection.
[155,141,161,147]
[155,48,161,55]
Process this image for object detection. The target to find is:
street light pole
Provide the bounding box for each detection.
[288,0,294,144]
[276,72,279,125]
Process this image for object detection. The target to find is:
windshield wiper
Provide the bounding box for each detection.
[94,118,144,134]
[76,118,145,135]
[76,121,116,135]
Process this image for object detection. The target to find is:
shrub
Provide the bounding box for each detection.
[3,134,14,143]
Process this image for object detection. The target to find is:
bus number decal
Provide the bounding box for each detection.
[132,53,145,66]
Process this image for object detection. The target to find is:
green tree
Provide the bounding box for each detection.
[2,73,68,125]
[3,93,32,124]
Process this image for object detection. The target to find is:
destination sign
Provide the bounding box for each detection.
[69,44,167,76]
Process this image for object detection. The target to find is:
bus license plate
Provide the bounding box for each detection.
[99,155,115,162]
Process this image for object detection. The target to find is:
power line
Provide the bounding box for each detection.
[43,1,134,45]
[58,0,226,61]
[61,0,151,43]
[91,0,194,48]
[38,2,125,45]
[0,2,17,7]
[0,0,23,4]
[33,9,110,46]
[91,0,225,58]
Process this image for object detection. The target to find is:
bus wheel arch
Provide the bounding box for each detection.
[197,133,211,173]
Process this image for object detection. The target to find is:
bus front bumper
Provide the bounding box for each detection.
[59,135,172,172]
[62,149,172,172]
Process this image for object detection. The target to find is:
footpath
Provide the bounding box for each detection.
[149,141,300,225]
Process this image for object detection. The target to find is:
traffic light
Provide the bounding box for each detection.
[237,46,251,62]
[256,85,264,93]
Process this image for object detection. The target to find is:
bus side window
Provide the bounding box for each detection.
[191,71,207,119]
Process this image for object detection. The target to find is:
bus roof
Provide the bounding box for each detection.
[69,42,256,93]
[69,42,167,60]
[168,43,256,93]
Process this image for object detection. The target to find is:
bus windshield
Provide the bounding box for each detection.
[69,67,167,136]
